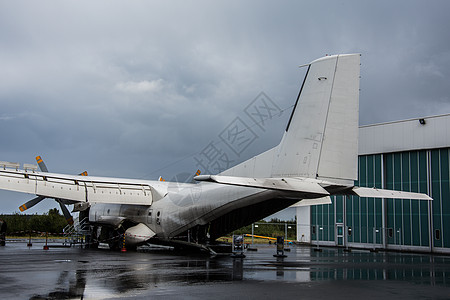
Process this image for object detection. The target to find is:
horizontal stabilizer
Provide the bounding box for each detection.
[195,175,330,197]
[352,187,432,201]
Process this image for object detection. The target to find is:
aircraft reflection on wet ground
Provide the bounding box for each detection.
[1,241,450,299]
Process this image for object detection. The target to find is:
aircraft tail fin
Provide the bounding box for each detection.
[272,54,360,183]
[221,54,360,185]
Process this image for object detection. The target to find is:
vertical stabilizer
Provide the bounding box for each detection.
[220,54,360,184]
[271,54,360,183]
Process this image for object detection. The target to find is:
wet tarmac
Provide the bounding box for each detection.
[1,240,450,299]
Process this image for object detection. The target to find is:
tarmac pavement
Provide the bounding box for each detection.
[1,240,450,299]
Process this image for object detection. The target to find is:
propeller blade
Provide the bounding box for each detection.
[56,199,74,225]
[35,156,49,172]
[19,196,46,212]
[36,155,88,176]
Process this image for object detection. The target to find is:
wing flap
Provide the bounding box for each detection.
[36,175,86,202]
[0,171,37,195]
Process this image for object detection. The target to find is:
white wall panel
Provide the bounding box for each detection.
[359,114,450,155]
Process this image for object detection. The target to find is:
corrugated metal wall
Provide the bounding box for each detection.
[311,148,450,253]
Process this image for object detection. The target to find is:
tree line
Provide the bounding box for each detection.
[0,210,296,239]
[0,208,68,236]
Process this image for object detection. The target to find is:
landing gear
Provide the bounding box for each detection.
[98,226,120,250]
[84,226,99,249]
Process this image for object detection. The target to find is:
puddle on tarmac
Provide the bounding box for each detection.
[1,243,450,299]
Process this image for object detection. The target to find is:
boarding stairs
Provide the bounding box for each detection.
[63,217,91,246]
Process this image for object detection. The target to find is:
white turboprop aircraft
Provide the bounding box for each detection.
[0,54,431,252]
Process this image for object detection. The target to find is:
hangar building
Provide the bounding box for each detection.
[296,114,450,254]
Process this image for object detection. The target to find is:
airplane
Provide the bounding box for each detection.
[0,54,432,253]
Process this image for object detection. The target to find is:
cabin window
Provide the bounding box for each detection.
[147,209,153,224]
[156,211,161,225]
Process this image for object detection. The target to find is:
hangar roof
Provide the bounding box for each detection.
[359,113,450,155]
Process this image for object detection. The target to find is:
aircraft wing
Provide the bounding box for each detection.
[0,167,161,206]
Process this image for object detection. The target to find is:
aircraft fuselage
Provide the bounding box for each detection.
[88,181,295,246]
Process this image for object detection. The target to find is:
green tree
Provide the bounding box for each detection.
[1,209,67,236]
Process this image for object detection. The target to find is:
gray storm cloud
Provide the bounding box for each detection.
[1,0,450,214]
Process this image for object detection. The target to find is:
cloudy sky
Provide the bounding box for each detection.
[1,0,450,218]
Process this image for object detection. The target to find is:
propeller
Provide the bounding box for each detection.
[19,196,46,212]
[56,199,74,225]
[18,156,87,225]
